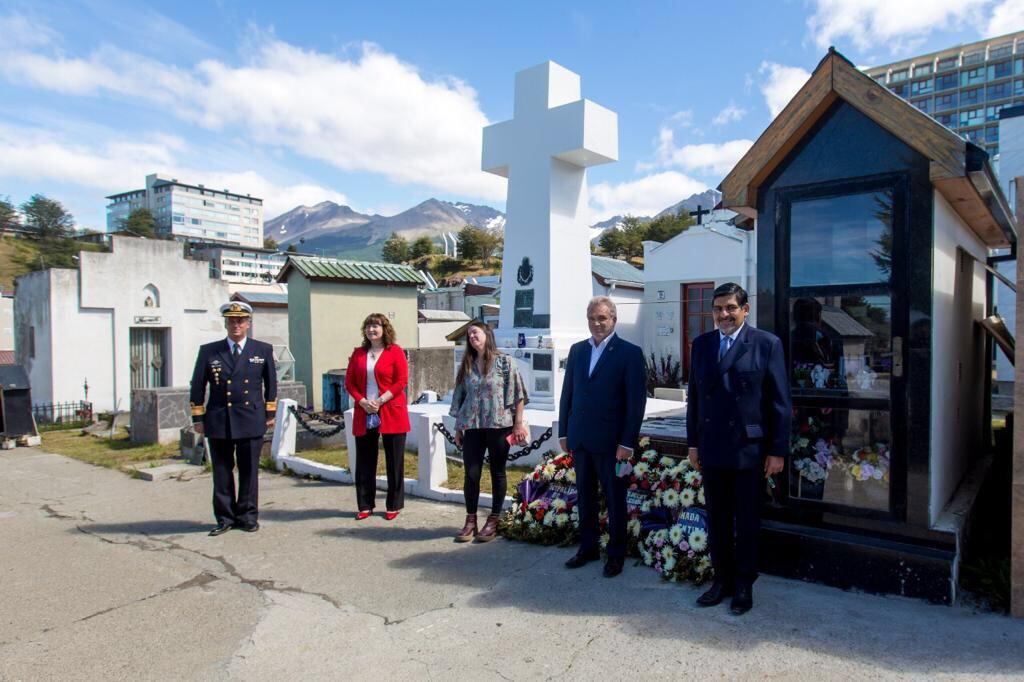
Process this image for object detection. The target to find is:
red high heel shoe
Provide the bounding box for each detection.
[384,510,400,521]
[355,510,371,520]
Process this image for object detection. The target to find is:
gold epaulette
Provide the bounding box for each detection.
[190,403,206,416]
[266,400,277,411]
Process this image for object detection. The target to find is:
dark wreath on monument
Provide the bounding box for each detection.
[516,256,534,286]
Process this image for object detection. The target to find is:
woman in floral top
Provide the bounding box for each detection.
[450,321,529,542]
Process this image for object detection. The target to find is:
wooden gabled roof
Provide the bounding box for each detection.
[719,48,1016,248]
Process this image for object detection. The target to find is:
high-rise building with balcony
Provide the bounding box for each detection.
[864,31,1024,158]
[105,174,264,248]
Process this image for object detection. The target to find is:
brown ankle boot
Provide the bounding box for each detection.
[476,514,500,542]
[455,514,477,542]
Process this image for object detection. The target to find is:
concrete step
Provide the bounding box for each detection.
[133,462,206,482]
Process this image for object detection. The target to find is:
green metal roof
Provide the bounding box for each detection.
[591,255,644,285]
[278,255,426,286]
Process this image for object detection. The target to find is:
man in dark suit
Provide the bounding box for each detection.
[559,296,647,577]
[190,301,278,536]
[687,282,790,614]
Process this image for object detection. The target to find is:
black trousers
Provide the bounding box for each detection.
[461,427,512,515]
[355,430,406,512]
[703,466,762,588]
[209,437,262,527]
[574,446,627,559]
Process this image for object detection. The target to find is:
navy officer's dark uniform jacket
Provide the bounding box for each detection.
[190,338,278,440]
[686,324,790,469]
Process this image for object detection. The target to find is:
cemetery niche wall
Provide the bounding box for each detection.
[720,48,1017,603]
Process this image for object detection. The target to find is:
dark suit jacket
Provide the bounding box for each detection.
[190,338,278,440]
[686,324,791,469]
[558,333,647,455]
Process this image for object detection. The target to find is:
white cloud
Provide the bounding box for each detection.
[712,102,747,126]
[0,123,347,220]
[589,171,708,221]
[987,0,1024,35]
[758,62,812,117]
[806,0,991,53]
[651,126,753,176]
[0,23,505,202]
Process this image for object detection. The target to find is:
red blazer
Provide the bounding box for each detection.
[345,344,411,436]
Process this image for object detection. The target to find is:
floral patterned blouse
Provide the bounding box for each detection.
[450,354,529,431]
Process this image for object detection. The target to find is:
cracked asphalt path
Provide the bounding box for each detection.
[3,448,1024,681]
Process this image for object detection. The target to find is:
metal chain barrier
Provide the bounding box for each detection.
[288,404,346,438]
[432,422,554,463]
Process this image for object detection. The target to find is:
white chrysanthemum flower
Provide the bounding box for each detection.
[668,524,684,545]
[664,555,677,572]
[599,532,610,549]
[661,546,674,562]
[697,556,712,572]
[552,498,567,511]
[680,489,696,507]
[542,463,557,479]
[660,456,675,467]
[697,489,705,505]
[640,501,652,513]
[653,528,669,543]
[641,449,658,461]
[641,549,654,566]
[570,507,579,520]
[543,511,555,526]
[689,529,708,551]
[684,470,700,486]
[633,462,650,477]
[627,519,641,537]
[555,512,569,527]
[651,493,662,507]
[566,469,577,484]
[661,489,680,508]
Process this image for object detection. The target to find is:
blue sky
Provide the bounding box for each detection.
[1,0,1021,230]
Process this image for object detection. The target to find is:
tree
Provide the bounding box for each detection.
[456,225,482,261]
[409,235,435,259]
[619,215,648,260]
[477,230,502,266]
[598,226,627,259]
[21,194,75,238]
[0,196,20,231]
[264,235,279,251]
[286,243,298,253]
[119,208,156,238]
[645,211,693,243]
[382,232,409,263]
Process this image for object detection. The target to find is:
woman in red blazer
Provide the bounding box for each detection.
[345,313,411,520]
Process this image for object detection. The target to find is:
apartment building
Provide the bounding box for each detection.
[106,174,263,248]
[865,31,1024,158]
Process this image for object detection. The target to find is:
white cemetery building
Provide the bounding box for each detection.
[14,236,231,412]
[641,209,755,383]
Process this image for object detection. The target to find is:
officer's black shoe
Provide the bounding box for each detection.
[236,522,260,533]
[729,586,753,615]
[208,524,233,536]
[564,548,600,569]
[603,556,624,578]
[696,580,733,607]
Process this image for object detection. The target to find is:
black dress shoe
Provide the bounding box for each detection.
[236,522,260,533]
[696,581,733,607]
[730,585,753,615]
[603,557,624,578]
[564,549,600,569]
[208,524,233,536]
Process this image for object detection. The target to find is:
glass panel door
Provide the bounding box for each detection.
[785,187,897,513]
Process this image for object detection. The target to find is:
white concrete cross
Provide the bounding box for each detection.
[482,61,617,342]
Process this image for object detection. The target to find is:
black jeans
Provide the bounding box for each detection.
[461,427,512,515]
[355,429,406,512]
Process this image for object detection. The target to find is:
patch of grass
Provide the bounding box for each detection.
[292,445,531,493]
[41,427,180,472]
[961,557,1011,612]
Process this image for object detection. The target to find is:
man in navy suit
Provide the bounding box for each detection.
[559,296,647,577]
[687,282,790,614]
[190,301,278,536]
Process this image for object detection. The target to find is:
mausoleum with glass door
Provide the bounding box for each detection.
[720,49,1016,602]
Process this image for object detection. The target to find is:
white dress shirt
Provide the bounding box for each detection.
[588,332,615,377]
[227,337,247,355]
[718,323,745,357]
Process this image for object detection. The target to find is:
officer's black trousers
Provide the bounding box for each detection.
[209,437,261,527]
[354,429,406,512]
[702,465,762,589]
